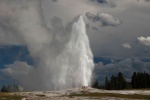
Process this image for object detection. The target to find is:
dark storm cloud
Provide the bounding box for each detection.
[94,58,150,83]
[145,0,150,2]
[91,0,107,4]
[52,0,58,2]
[92,26,98,31]
[90,0,116,7]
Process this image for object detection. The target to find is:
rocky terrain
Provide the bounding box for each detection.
[14,87,150,100]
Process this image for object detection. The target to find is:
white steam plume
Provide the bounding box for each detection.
[1,0,94,91]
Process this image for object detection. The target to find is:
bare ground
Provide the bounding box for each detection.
[13,87,150,100]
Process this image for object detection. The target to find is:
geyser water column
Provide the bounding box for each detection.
[69,16,94,87]
[55,16,94,89]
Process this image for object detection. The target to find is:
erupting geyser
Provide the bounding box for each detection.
[46,16,94,90]
[34,15,94,90]
[0,0,94,91]
[69,16,94,87]
[55,16,94,89]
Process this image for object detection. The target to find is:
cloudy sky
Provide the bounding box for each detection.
[0,0,150,89]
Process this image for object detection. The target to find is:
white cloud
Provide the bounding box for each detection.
[2,61,55,91]
[122,43,131,49]
[1,61,36,90]
[2,61,33,78]
[94,58,150,83]
[137,36,150,46]
[97,13,122,26]
[86,12,122,26]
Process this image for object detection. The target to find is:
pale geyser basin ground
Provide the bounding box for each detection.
[11,87,150,100]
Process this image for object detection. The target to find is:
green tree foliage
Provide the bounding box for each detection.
[105,72,126,90]
[1,85,7,92]
[91,76,99,89]
[105,76,110,90]
[1,84,20,92]
[131,72,137,88]
[131,72,150,88]
[117,72,126,90]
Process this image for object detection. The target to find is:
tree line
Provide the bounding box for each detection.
[105,72,126,90]
[92,72,150,90]
[132,72,150,88]
[1,84,20,92]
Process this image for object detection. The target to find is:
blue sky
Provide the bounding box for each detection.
[0,45,33,67]
[0,0,150,89]
[0,46,33,87]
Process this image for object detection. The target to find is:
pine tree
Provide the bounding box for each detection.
[131,72,150,89]
[1,85,7,92]
[92,76,99,89]
[131,72,137,88]
[118,72,126,90]
[14,84,19,92]
[7,85,10,92]
[110,75,116,90]
[105,76,110,90]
